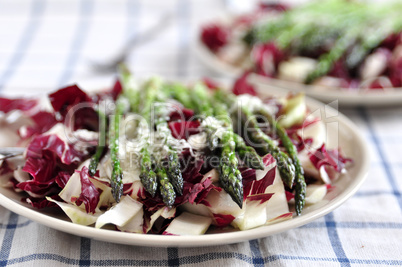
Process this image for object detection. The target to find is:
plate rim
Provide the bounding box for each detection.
[0,95,370,247]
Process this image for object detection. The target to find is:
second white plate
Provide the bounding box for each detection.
[196,38,402,107]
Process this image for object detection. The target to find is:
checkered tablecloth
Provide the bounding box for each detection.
[0,0,401,266]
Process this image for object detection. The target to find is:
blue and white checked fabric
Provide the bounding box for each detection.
[0,0,401,266]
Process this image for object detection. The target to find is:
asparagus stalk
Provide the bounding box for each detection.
[139,145,158,197]
[88,109,106,177]
[166,83,193,108]
[257,108,306,215]
[304,32,356,84]
[109,98,126,202]
[190,83,214,117]
[142,78,178,206]
[166,145,183,195]
[213,94,264,170]
[239,105,296,189]
[154,117,184,197]
[156,159,176,208]
[187,84,244,207]
[219,131,243,207]
[232,133,264,170]
[154,87,184,197]
[138,78,160,197]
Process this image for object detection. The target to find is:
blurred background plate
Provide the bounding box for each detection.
[196,38,402,107]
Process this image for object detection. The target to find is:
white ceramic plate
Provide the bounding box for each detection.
[195,38,402,107]
[0,96,369,247]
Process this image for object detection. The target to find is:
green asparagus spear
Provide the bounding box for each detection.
[218,131,243,207]
[232,133,264,170]
[186,84,244,207]
[154,87,184,197]
[156,164,176,208]
[137,78,161,197]
[257,108,306,215]
[239,105,296,188]
[212,93,264,170]
[154,119,184,197]
[190,83,214,117]
[88,110,106,177]
[109,98,126,202]
[166,147,183,195]
[139,145,158,197]
[166,83,193,108]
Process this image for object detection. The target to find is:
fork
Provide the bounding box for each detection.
[91,13,172,73]
[0,147,25,160]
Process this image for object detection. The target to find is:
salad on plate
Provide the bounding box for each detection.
[0,72,352,236]
[200,0,402,92]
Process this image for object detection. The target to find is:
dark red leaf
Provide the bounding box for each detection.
[74,167,100,214]
[20,111,58,139]
[262,154,275,166]
[200,24,229,52]
[168,120,201,140]
[202,77,220,90]
[241,168,257,198]
[380,32,402,50]
[328,60,350,80]
[95,80,123,102]
[259,3,289,12]
[182,158,204,184]
[252,42,285,77]
[389,52,402,87]
[250,167,276,196]
[232,72,257,96]
[54,171,71,189]
[0,98,38,113]
[213,213,235,227]
[17,178,59,197]
[309,144,352,173]
[285,190,294,202]
[246,193,273,204]
[24,195,60,209]
[49,85,92,116]
[169,106,194,122]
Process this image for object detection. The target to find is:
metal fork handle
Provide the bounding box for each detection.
[0,147,25,159]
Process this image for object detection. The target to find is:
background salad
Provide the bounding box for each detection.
[201,0,402,91]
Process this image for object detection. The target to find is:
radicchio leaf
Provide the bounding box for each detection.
[246,193,273,205]
[49,85,91,116]
[17,130,87,200]
[202,77,220,90]
[20,111,58,139]
[243,154,274,198]
[251,42,285,77]
[232,72,257,96]
[259,3,289,12]
[0,98,38,113]
[168,120,201,140]
[241,168,257,198]
[200,24,229,52]
[73,167,100,214]
[49,85,98,130]
[309,144,352,173]
[54,171,71,189]
[24,195,60,209]
[213,213,235,227]
[168,106,194,122]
